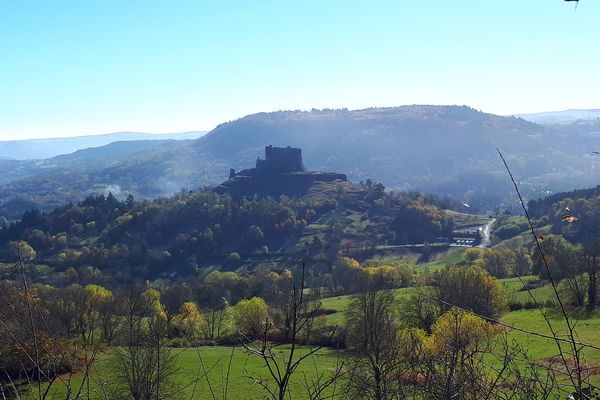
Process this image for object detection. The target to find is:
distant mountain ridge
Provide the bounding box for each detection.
[0,131,207,160]
[1,105,600,220]
[516,108,600,124]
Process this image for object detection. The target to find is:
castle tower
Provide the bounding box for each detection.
[256,145,305,172]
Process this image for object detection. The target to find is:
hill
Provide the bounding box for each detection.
[0,139,205,218]
[516,108,600,124]
[0,131,206,160]
[0,181,457,284]
[2,106,600,220]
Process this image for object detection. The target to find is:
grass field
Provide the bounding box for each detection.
[445,210,490,228]
[361,247,466,274]
[418,248,466,272]
[317,275,600,387]
[319,286,418,324]
[40,346,346,400]
[319,276,559,323]
[500,276,557,305]
[504,309,600,365]
[28,239,600,400]
[34,277,600,399]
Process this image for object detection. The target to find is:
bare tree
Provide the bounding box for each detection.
[111,287,178,400]
[583,239,600,311]
[241,263,342,400]
[345,286,403,400]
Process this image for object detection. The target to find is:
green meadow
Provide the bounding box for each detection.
[40,346,346,400]
[318,275,600,386]
[31,270,600,399]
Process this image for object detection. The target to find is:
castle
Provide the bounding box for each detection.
[229,145,305,178]
[217,145,347,198]
[257,145,304,172]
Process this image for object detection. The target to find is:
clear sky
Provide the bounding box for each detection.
[0,0,597,140]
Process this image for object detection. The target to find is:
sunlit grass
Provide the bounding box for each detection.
[40,346,346,400]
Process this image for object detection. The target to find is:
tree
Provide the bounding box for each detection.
[346,288,402,400]
[532,234,580,281]
[463,247,482,263]
[0,281,70,395]
[558,273,587,307]
[241,264,341,400]
[49,284,87,336]
[583,239,600,311]
[363,264,415,289]
[160,283,194,323]
[398,288,440,333]
[112,334,178,400]
[225,252,242,266]
[203,271,248,306]
[401,308,500,399]
[481,246,515,278]
[8,240,37,262]
[532,235,593,309]
[0,257,103,399]
[513,247,533,276]
[233,297,269,339]
[245,225,264,247]
[331,257,362,294]
[433,265,507,319]
[99,293,121,344]
[112,286,178,400]
[173,302,202,339]
[392,201,453,244]
[81,284,114,343]
[201,300,231,340]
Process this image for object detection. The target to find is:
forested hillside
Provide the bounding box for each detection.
[0,181,455,285]
[0,131,206,160]
[2,106,600,220]
[527,185,600,243]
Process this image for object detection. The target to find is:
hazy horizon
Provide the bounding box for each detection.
[2,104,599,141]
[0,129,208,142]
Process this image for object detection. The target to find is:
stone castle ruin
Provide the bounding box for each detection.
[257,145,305,172]
[216,145,346,198]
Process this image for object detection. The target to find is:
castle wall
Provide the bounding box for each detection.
[257,145,304,172]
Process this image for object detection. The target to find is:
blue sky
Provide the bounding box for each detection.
[0,0,597,139]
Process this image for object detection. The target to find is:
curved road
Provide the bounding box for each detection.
[478,218,496,248]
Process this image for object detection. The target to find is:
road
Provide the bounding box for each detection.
[478,218,496,248]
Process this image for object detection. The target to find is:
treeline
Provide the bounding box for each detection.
[528,184,600,218]
[0,191,313,282]
[461,237,600,313]
[526,185,600,243]
[0,183,454,285]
